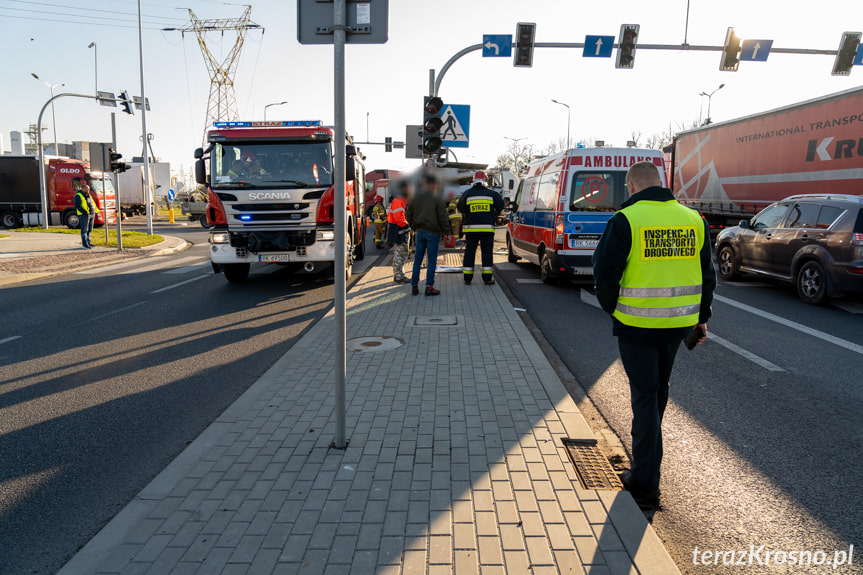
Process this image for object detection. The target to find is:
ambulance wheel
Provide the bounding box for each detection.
[540,251,557,284]
[1,211,21,229]
[506,236,519,263]
[223,263,250,283]
[64,210,80,229]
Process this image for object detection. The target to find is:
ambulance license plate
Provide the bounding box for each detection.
[259,255,291,262]
[570,239,599,248]
[571,266,593,275]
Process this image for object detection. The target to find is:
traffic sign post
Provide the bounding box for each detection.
[740,39,773,62]
[482,34,512,58]
[439,104,470,148]
[584,35,614,58]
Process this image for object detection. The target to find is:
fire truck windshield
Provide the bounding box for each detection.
[211,142,333,189]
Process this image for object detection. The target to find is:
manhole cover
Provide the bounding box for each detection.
[562,438,623,491]
[346,336,405,352]
[407,315,461,327]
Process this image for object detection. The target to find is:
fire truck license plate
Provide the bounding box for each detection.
[259,255,291,262]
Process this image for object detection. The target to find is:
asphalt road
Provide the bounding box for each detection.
[496,251,863,575]
[0,223,379,575]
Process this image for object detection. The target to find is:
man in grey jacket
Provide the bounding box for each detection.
[406,172,452,296]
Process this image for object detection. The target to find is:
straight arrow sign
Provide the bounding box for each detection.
[740,39,773,62]
[583,35,614,58]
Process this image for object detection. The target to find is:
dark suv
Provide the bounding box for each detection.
[715,194,863,304]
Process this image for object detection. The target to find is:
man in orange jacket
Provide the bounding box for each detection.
[386,182,411,283]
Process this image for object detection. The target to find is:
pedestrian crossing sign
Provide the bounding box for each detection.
[440,104,470,148]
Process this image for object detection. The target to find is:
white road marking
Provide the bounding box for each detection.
[515,278,544,284]
[0,336,22,345]
[75,258,157,274]
[150,274,211,294]
[163,261,210,274]
[84,302,147,324]
[119,255,203,275]
[705,332,786,372]
[714,294,863,356]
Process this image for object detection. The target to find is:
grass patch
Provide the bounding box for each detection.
[16,227,163,248]
[0,234,9,239]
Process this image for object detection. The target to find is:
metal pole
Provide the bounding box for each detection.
[333,0,347,449]
[50,85,59,156]
[684,0,691,46]
[112,112,122,251]
[138,0,153,235]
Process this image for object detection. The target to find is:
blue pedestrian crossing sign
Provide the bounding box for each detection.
[584,35,614,58]
[740,39,773,62]
[440,104,470,148]
[482,35,512,58]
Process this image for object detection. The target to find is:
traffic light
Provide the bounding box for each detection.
[119,91,134,115]
[616,24,639,69]
[832,32,862,76]
[422,96,443,155]
[385,136,393,153]
[109,149,128,173]
[720,27,742,71]
[513,22,536,68]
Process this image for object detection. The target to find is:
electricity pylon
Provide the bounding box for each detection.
[171,7,263,143]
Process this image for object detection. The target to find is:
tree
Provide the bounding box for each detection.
[493,140,537,174]
[644,119,700,150]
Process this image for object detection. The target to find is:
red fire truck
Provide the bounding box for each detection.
[194,120,366,282]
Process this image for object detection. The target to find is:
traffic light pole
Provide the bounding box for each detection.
[431,42,842,96]
[112,112,123,251]
[36,93,98,229]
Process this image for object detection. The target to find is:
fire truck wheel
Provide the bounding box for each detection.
[1,211,21,229]
[506,235,519,263]
[540,251,557,284]
[353,228,365,261]
[63,210,80,230]
[223,263,250,283]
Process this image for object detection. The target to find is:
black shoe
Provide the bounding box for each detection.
[393,277,410,284]
[411,285,419,295]
[483,278,495,285]
[425,286,440,296]
[464,280,472,285]
[619,471,661,519]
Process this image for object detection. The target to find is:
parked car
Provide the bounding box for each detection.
[715,194,863,304]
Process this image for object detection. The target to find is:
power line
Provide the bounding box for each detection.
[0,0,187,20]
[0,11,168,30]
[0,6,180,26]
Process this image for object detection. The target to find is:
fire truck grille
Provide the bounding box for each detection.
[232,213,310,222]
[231,203,309,211]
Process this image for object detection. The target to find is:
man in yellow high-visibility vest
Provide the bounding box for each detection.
[593,161,716,519]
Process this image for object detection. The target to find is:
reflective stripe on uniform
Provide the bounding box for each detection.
[389,207,404,213]
[614,302,701,318]
[481,267,493,274]
[619,284,702,298]
[463,224,494,232]
[448,213,463,219]
[463,268,474,274]
[465,196,495,203]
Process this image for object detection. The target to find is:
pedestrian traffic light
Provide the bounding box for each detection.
[119,91,134,115]
[385,136,393,153]
[109,148,128,173]
[513,22,536,68]
[616,24,639,69]
[423,96,443,155]
[832,32,862,76]
[720,27,742,71]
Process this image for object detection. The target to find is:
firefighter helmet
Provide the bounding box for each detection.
[241,150,256,163]
[472,170,488,184]
[375,195,384,203]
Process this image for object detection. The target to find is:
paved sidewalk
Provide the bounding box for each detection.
[0,230,188,286]
[58,255,680,575]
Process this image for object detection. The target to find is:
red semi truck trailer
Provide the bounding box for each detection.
[0,156,116,229]
[671,86,863,234]
[195,120,367,282]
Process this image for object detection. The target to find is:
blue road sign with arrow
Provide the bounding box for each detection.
[855,46,863,66]
[740,39,773,62]
[584,35,614,58]
[482,34,512,58]
[167,189,176,202]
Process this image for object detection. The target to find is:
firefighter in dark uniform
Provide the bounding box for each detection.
[593,161,716,519]
[371,195,387,249]
[458,170,504,285]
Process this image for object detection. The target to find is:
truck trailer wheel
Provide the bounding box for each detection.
[63,210,80,229]
[1,211,21,229]
[223,263,250,283]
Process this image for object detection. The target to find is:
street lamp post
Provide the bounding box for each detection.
[88,42,98,95]
[551,99,571,150]
[699,83,725,126]
[264,101,288,121]
[31,73,64,155]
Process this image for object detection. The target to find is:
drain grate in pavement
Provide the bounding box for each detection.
[562,438,624,491]
[406,315,461,327]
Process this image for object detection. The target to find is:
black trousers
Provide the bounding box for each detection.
[617,335,684,497]
[462,233,494,283]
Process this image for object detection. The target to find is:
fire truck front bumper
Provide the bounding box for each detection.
[209,229,337,264]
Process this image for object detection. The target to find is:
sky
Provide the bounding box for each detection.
[1,0,862,188]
